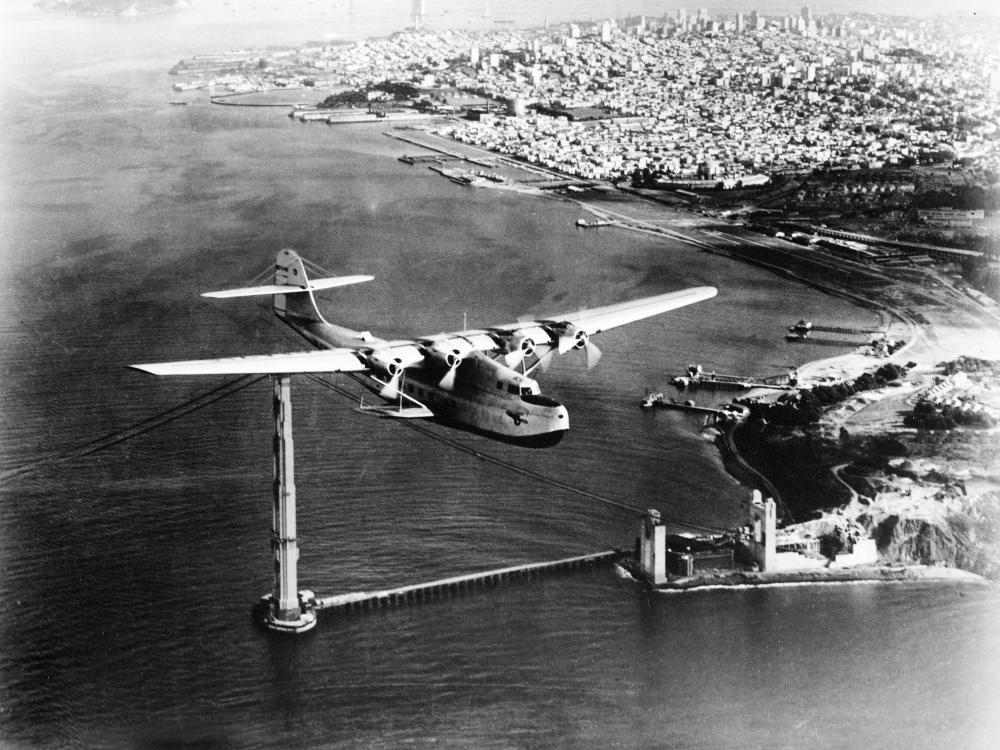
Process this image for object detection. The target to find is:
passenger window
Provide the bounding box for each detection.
[507,385,519,395]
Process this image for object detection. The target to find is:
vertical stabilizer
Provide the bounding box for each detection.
[273,248,328,325]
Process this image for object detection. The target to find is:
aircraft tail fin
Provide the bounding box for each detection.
[200,248,373,326]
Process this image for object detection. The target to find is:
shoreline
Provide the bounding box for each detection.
[618,561,989,592]
[399,128,1000,583]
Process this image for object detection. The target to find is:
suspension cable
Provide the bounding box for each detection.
[1,375,266,481]
[304,373,729,535]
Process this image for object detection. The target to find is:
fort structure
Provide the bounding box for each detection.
[635,490,879,586]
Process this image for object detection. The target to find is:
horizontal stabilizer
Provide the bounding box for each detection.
[130,349,367,376]
[202,275,374,298]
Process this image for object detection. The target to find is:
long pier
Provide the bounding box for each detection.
[673,374,792,392]
[808,325,879,335]
[385,132,497,167]
[785,336,867,347]
[312,550,621,612]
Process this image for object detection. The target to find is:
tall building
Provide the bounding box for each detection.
[801,5,812,24]
[411,0,425,29]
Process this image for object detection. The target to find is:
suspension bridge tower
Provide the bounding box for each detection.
[253,374,316,634]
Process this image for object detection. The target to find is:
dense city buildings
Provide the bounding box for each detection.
[182,10,999,183]
[172,9,998,257]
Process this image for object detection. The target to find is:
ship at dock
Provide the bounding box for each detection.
[670,364,794,391]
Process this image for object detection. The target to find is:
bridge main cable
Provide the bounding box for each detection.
[0,374,267,481]
[304,374,728,535]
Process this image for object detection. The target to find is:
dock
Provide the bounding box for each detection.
[428,164,475,184]
[641,394,749,420]
[312,550,622,612]
[671,364,793,392]
[385,132,498,167]
[785,335,868,347]
[787,320,882,340]
[400,153,451,164]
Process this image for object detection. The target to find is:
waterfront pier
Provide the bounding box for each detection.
[385,131,498,167]
[669,364,793,392]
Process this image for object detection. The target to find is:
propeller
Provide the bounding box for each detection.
[437,349,463,391]
[503,333,537,370]
[379,359,404,399]
[556,325,602,369]
[525,344,556,375]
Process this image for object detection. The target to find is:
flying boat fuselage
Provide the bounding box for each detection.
[387,352,569,447]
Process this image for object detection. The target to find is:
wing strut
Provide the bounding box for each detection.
[350,373,434,419]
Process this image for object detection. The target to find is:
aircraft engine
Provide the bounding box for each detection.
[368,344,425,398]
[513,333,536,357]
[369,345,424,374]
[556,325,602,369]
[503,326,550,369]
[430,347,464,390]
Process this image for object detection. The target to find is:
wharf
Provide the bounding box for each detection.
[672,364,792,392]
[312,550,622,612]
[787,320,881,340]
[641,394,748,420]
[808,325,880,335]
[672,375,792,392]
[785,336,867,347]
[385,132,497,167]
[400,153,452,164]
[429,164,475,184]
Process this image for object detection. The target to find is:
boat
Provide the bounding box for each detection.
[576,219,612,228]
[788,319,813,337]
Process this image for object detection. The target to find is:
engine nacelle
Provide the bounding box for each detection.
[428,346,464,370]
[505,326,550,353]
[421,332,497,357]
[510,332,537,357]
[368,344,425,376]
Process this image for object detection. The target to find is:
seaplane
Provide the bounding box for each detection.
[131,249,717,447]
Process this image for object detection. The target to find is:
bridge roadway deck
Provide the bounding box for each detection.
[313,550,622,612]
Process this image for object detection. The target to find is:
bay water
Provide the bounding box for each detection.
[1,3,998,748]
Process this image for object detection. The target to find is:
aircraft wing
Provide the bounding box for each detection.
[487,286,718,370]
[130,349,367,376]
[539,286,718,334]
